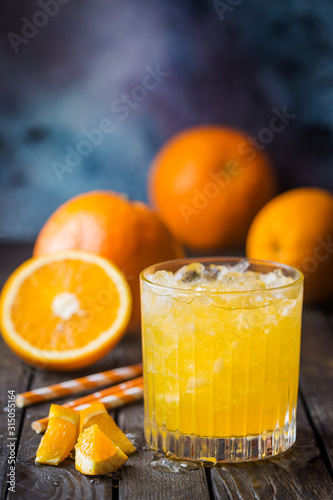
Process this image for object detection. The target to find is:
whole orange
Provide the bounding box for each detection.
[34,191,184,333]
[148,126,277,250]
[246,187,333,303]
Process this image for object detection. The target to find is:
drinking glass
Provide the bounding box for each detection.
[140,257,303,462]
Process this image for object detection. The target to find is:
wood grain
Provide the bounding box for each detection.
[299,308,333,474]
[0,244,34,500]
[10,342,133,500]
[0,340,32,500]
[211,399,333,499]
[117,404,211,500]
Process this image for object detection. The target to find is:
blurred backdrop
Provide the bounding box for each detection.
[1,0,333,241]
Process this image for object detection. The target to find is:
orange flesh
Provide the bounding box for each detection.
[11,259,120,350]
[80,404,136,455]
[78,425,118,462]
[36,406,79,465]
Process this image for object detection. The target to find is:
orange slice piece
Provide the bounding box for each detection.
[75,424,128,475]
[80,403,136,454]
[0,251,132,370]
[35,404,79,465]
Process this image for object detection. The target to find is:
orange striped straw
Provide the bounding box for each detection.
[31,376,144,433]
[16,363,142,408]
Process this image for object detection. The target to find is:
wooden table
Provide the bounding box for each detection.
[1,244,333,500]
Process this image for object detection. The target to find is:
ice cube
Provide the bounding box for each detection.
[174,263,205,283]
[259,271,278,286]
[146,270,175,287]
[259,269,293,289]
[204,265,220,280]
[230,259,250,273]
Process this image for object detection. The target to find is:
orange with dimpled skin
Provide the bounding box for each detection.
[246,187,333,303]
[149,126,277,251]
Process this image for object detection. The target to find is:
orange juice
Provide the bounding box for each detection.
[140,258,303,462]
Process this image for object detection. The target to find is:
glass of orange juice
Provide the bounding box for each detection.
[140,257,304,462]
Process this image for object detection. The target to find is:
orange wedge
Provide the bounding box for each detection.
[79,403,136,454]
[35,404,79,465]
[75,424,128,475]
[0,251,132,370]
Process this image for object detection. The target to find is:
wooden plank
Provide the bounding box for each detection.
[11,341,133,500]
[211,398,333,499]
[117,404,211,500]
[0,244,34,500]
[299,308,333,474]
[0,340,32,500]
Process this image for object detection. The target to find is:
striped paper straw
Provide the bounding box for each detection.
[31,376,144,433]
[16,363,142,408]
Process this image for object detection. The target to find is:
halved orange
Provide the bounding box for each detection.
[79,403,136,454]
[75,424,128,475]
[35,404,79,465]
[0,251,132,370]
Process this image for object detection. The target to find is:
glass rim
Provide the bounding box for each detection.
[140,256,304,296]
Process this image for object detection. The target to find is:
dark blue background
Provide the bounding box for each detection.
[1,0,333,241]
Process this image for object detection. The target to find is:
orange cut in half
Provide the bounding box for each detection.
[0,251,132,370]
[75,424,128,475]
[79,403,136,454]
[35,404,79,465]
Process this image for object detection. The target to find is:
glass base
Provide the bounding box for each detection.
[145,420,296,463]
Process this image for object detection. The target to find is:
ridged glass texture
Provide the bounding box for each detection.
[140,258,303,462]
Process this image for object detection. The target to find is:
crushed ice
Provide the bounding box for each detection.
[146,261,294,292]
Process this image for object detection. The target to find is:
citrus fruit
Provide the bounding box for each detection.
[79,403,136,454]
[33,191,184,333]
[75,424,128,475]
[148,126,277,250]
[0,250,132,370]
[246,187,333,303]
[35,404,79,465]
